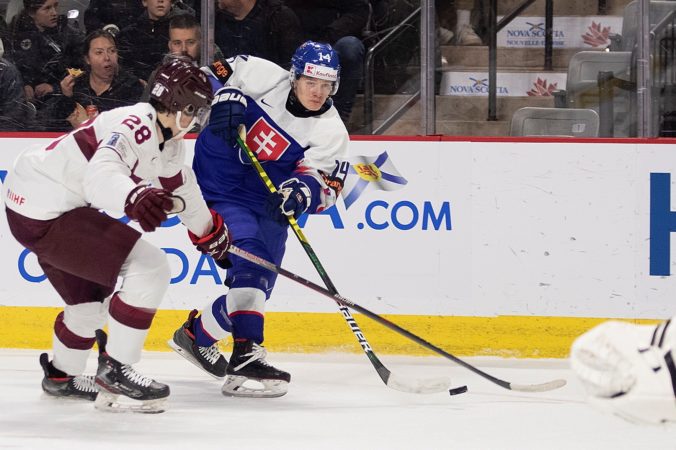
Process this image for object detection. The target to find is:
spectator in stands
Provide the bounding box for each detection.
[39,29,144,130]
[84,0,145,36]
[0,56,35,131]
[215,0,303,68]
[1,13,9,53]
[284,0,369,123]
[168,13,201,62]
[117,0,190,82]
[461,0,488,46]
[7,0,84,103]
[437,0,456,45]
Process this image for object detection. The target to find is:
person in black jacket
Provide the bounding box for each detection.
[215,0,303,69]
[83,0,145,36]
[117,0,190,82]
[284,0,369,123]
[39,29,144,130]
[7,0,84,103]
[0,56,35,131]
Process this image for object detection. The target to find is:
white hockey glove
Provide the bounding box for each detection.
[265,178,311,224]
[570,319,676,424]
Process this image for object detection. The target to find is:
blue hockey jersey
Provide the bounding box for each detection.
[196,55,349,217]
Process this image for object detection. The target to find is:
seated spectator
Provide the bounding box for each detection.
[117,0,190,82]
[460,0,487,46]
[215,0,303,69]
[285,0,369,123]
[168,13,200,62]
[1,13,9,53]
[0,56,35,131]
[84,0,145,36]
[7,0,84,103]
[168,13,224,64]
[39,29,144,130]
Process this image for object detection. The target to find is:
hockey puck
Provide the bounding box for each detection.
[448,385,468,396]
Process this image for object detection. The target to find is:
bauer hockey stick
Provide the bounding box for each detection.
[228,244,567,393]
[235,127,450,394]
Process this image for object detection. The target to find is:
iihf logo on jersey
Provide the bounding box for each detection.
[246,117,290,161]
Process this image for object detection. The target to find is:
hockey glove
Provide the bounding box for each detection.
[209,87,247,146]
[188,209,232,268]
[266,178,311,224]
[124,185,174,232]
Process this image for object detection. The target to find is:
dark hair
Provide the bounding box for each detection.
[23,0,48,14]
[84,29,118,54]
[81,29,118,69]
[169,14,200,32]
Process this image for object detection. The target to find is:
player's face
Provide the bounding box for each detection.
[85,36,118,80]
[294,76,333,111]
[30,0,59,30]
[168,27,201,62]
[142,0,170,20]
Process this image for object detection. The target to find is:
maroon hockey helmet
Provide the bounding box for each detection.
[149,58,213,116]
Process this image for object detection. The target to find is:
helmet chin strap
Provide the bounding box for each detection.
[171,111,197,140]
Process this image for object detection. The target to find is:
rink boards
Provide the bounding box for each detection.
[1,135,674,357]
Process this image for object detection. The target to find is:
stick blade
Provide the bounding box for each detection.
[508,378,567,393]
[385,373,453,394]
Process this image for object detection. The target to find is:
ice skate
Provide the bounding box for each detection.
[39,353,98,401]
[168,309,227,379]
[94,330,169,413]
[222,339,290,398]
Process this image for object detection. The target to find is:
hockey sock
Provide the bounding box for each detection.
[193,295,232,347]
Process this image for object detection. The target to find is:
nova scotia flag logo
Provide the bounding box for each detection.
[341,151,407,209]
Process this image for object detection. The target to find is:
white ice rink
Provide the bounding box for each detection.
[0,349,674,450]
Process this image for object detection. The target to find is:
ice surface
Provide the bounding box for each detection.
[0,349,674,449]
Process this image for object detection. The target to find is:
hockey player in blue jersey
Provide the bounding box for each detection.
[169,41,349,397]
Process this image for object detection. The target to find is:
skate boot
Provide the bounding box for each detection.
[39,353,98,401]
[168,309,227,378]
[94,329,169,413]
[222,338,290,398]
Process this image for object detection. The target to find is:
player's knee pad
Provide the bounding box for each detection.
[118,239,170,309]
[61,299,110,338]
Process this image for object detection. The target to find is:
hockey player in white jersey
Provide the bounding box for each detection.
[2,58,231,413]
[570,316,676,424]
[168,41,349,397]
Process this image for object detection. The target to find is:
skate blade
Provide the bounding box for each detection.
[40,391,98,402]
[167,338,225,380]
[94,390,167,414]
[221,375,288,398]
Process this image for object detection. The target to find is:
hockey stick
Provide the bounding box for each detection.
[228,244,567,393]
[235,128,450,394]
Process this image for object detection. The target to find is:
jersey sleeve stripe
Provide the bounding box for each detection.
[72,127,100,161]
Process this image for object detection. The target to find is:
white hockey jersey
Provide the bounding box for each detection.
[3,103,212,236]
[198,56,350,214]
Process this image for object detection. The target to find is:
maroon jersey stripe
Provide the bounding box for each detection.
[54,311,96,350]
[72,126,100,161]
[158,172,184,192]
[109,293,156,330]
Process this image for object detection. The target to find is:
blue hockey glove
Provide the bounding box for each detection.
[266,178,311,224]
[209,87,247,146]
